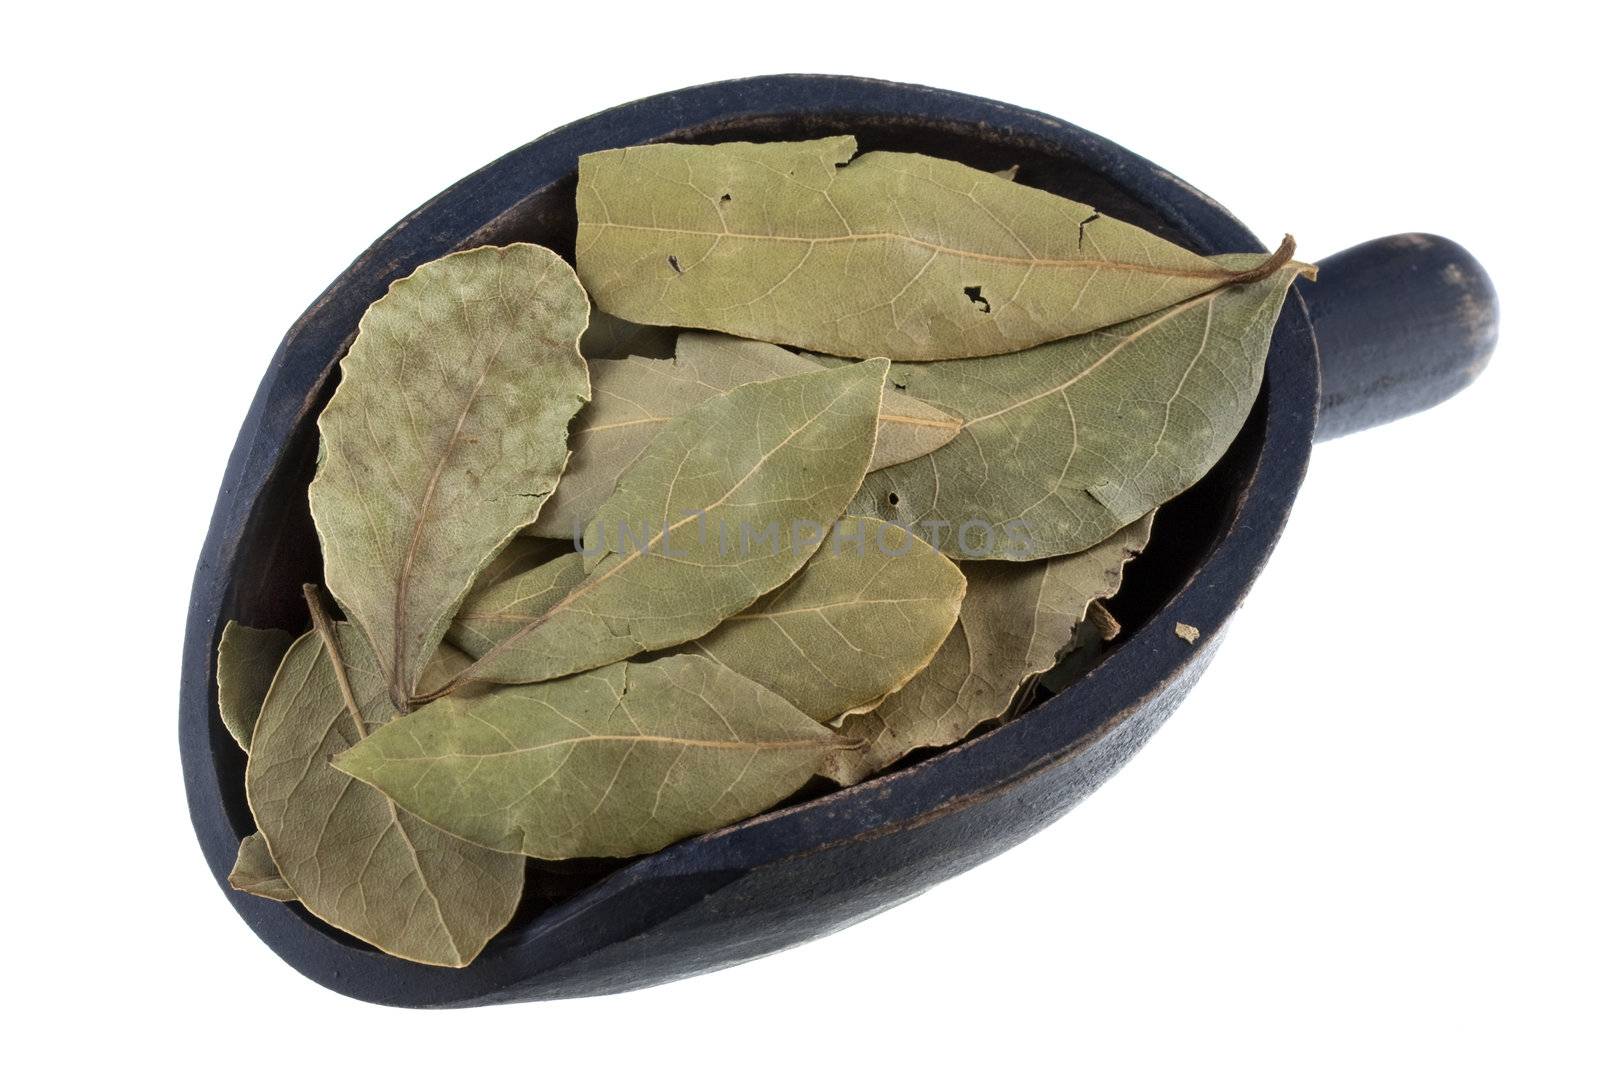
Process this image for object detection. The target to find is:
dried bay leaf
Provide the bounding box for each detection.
[308,243,590,706]
[431,359,889,692]
[693,517,965,721]
[445,537,581,654]
[580,308,675,361]
[854,262,1309,560]
[576,136,1294,360]
[682,336,963,468]
[529,332,960,538]
[216,621,293,751]
[469,535,570,593]
[872,394,966,467]
[449,551,586,658]
[245,618,524,967]
[826,514,1154,786]
[337,654,849,860]
[227,832,295,902]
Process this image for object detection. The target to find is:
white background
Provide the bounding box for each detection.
[5,2,1594,1063]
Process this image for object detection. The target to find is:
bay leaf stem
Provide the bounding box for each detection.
[302,583,367,737]
[1230,234,1300,286]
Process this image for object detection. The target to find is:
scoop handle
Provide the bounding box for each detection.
[1303,233,1497,441]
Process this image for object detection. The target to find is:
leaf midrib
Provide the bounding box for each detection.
[576,409,958,438]
[585,222,1250,279]
[733,594,951,621]
[359,732,841,762]
[391,264,551,694]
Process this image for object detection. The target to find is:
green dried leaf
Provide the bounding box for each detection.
[692,517,964,721]
[308,243,590,705]
[336,654,849,859]
[469,535,570,593]
[530,332,961,538]
[853,263,1308,560]
[216,622,293,751]
[435,359,889,692]
[576,136,1293,360]
[580,308,676,361]
[449,551,586,658]
[684,335,964,469]
[227,832,295,902]
[444,536,579,654]
[826,514,1153,786]
[245,621,524,967]
[870,394,967,468]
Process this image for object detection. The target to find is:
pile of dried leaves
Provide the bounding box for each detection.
[219,136,1311,965]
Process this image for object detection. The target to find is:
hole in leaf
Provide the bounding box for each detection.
[667,255,683,274]
[963,285,991,313]
[719,192,732,203]
[886,492,900,507]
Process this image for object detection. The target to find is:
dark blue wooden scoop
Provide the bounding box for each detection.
[179,75,1496,1006]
